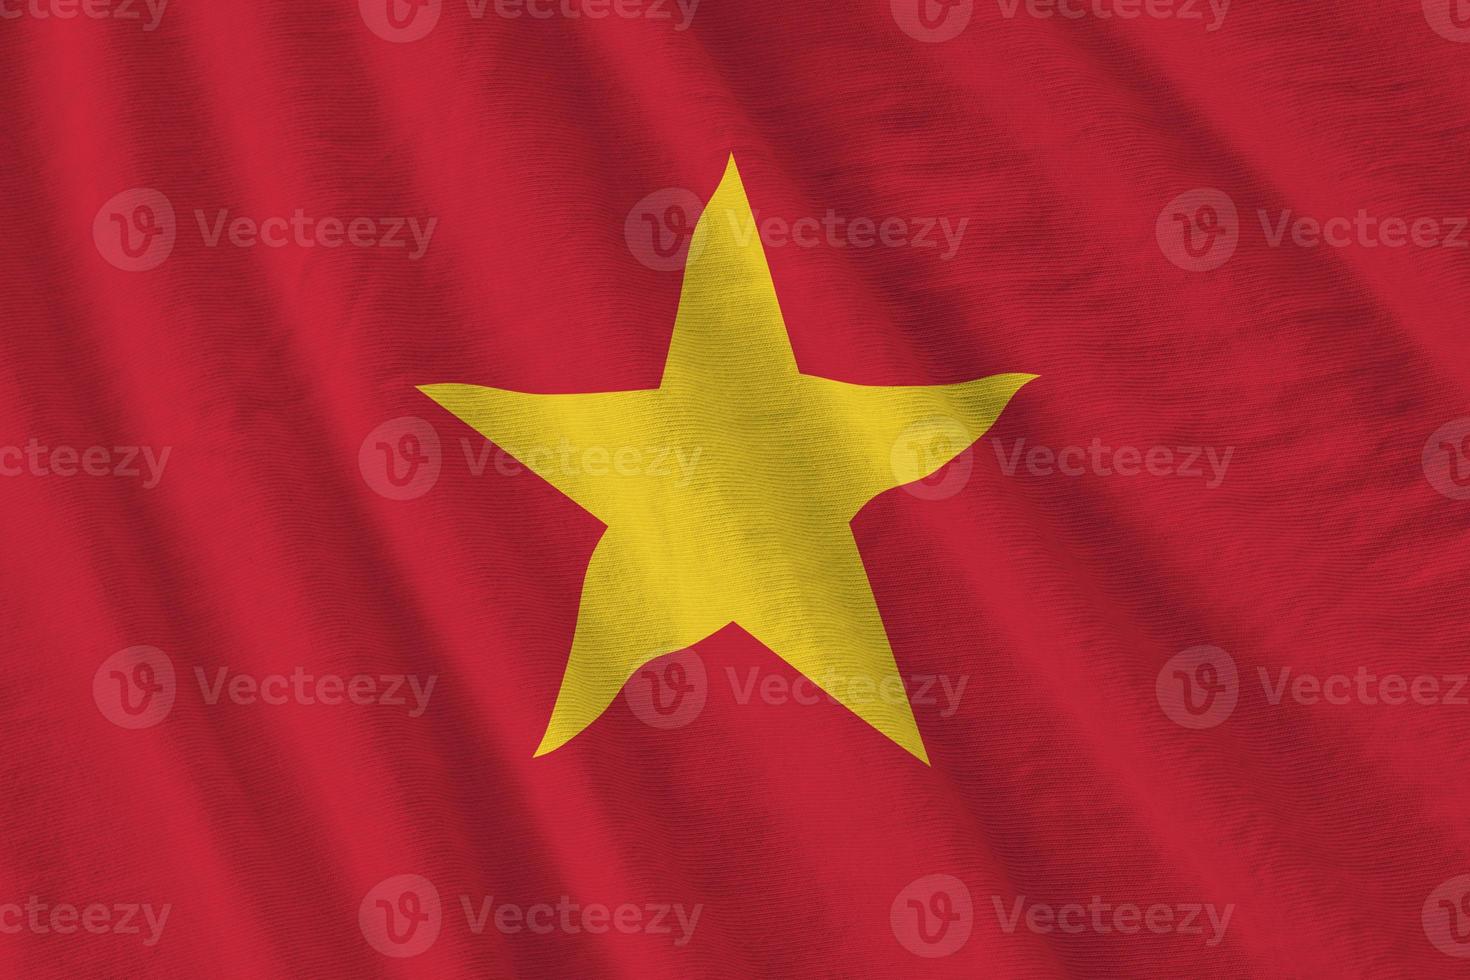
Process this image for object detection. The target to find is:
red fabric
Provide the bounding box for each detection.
[3,1,1470,977]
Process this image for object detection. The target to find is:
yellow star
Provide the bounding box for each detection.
[421,156,1033,763]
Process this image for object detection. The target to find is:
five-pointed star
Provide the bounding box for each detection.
[421,156,1032,763]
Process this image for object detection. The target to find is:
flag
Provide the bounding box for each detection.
[2,0,1469,976]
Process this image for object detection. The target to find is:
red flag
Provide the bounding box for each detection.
[3,1,1469,976]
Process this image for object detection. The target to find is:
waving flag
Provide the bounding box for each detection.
[2,1,1470,977]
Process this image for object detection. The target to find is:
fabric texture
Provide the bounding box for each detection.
[2,1,1469,976]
